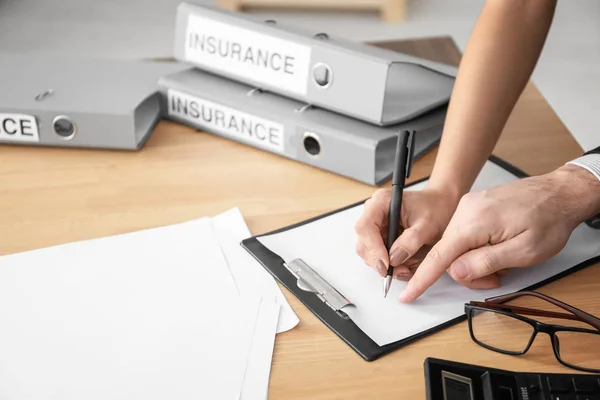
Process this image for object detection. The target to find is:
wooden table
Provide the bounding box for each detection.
[218,0,407,22]
[1,37,597,399]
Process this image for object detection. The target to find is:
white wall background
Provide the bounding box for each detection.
[0,0,597,150]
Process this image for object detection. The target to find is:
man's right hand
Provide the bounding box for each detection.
[354,188,459,280]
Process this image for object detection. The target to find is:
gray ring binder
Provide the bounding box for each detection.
[0,54,187,150]
[174,2,457,126]
[159,67,447,186]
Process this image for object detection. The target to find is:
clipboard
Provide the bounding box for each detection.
[241,156,600,361]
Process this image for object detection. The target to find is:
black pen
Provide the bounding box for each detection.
[384,130,414,298]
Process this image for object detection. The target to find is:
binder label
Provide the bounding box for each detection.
[184,14,311,96]
[0,114,39,143]
[168,89,285,152]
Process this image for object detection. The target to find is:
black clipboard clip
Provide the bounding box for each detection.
[283,259,354,319]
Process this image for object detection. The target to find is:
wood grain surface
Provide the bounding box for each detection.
[0,37,596,400]
[217,0,407,22]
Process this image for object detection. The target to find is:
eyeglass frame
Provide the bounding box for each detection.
[464,290,600,373]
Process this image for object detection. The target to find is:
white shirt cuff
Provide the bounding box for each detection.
[566,154,600,182]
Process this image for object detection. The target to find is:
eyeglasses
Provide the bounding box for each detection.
[465,291,600,372]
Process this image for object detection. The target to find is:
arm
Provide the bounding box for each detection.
[399,162,600,303]
[428,0,557,203]
[353,0,558,279]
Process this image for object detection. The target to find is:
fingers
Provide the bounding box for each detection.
[393,266,412,279]
[399,235,530,302]
[398,231,475,303]
[394,267,502,287]
[447,235,533,284]
[356,242,387,277]
[358,223,389,274]
[460,274,501,290]
[355,190,391,275]
[393,266,417,281]
[389,224,433,267]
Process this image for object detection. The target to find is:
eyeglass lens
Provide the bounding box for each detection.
[554,330,600,370]
[470,309,534,353]
[470,308,600,371]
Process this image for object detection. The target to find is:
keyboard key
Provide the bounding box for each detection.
[523,375,543,400]
[497,386,514,400]
[577,395,600,400]
[548,376,574,393]
[529,383,541,394]
[551,395,576,400]
[573,377,598,394]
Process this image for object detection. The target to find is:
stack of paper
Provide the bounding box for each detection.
[0,209,298,400]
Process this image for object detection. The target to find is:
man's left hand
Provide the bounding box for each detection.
[398,165,600,303]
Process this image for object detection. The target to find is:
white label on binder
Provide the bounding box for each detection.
[168,89,285,152]
[184,14,312,96]
[0,114,39,143]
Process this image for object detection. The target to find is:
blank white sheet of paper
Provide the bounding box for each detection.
[0,218,258,400]
[240,300,280,400]
[258,161,600,346]
[212,208,299,333]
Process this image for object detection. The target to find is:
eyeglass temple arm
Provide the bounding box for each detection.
[482,291,600,331]
[470,301,581,321]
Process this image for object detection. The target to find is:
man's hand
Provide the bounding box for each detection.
[354,188,459,280]
[399,165,600,303]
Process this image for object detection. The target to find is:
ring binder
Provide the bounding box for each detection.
[0,54,185,150]
[159,67,446,186]
[174,2,456,126]
[284,259,354,318]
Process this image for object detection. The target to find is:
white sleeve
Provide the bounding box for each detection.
[566,154,600,182]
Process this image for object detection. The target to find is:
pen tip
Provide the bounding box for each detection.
[383,276,392,298]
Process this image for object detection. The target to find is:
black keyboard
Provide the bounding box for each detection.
[425,358,600,400]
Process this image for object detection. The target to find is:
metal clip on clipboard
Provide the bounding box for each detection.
[283,259,354,319]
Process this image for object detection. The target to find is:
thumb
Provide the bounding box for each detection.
[389,225,432,267]
[447,237,529,284]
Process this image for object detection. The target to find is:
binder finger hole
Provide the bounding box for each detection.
[312,63,333,89]
[52,116,76,140]
[302,132,321,157]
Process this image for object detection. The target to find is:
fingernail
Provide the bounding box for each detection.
[375,259,387,277]
[393,267,411,280]
[389,248,409,266]
[451,260,469,279]
[398,289,410,303]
